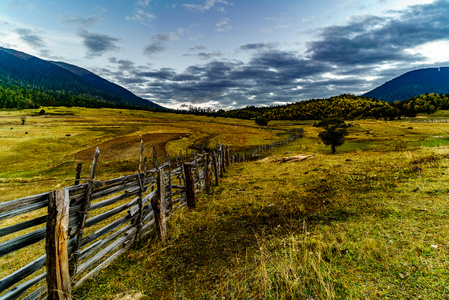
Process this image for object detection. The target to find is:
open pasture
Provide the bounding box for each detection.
[2,108,449,299]
[0,107,286,201]
[73,113,449,299]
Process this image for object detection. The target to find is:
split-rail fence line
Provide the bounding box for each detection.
[0,132,302,300]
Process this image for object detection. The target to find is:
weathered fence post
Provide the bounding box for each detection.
[225,145,230,167]
[74,163,82,186]
[204,153,211,195]
[212,151,219,186]
[70,147,99,277]
[184,162,196,208]
[151,167,167,241]
[153,145,159,169]
[46,188,71,300]
[135,139,146,240]
[168,154,172,212]
[219,144,224,177]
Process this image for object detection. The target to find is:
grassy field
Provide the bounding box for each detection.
[73,113,449,299]
[2,108,449,299]
[0,107,287,202]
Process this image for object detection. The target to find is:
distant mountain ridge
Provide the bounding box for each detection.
[0,46,162,109]
[363,67,449,102]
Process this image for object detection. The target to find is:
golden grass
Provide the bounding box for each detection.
[74,117,449,299]
[0,107,286,201]
[3,108,449,299]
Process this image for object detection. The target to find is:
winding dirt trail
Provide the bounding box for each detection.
[75,133,189,161]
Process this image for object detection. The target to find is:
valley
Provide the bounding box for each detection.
[1,107,449,299]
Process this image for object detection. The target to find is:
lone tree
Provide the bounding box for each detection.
[317,118,349,154]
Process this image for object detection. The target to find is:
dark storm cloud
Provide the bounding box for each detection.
[15,28,45,48]
[307,1,449,67]
[78,29,120,58]
[115,1,449,108]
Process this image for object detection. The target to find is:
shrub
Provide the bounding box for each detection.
[255,117,269,126]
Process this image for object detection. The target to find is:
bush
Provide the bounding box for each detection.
[255,117,269,126]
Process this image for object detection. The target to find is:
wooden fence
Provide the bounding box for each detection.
[0,133,302,300]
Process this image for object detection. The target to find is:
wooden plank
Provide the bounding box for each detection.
[89,188,139,212]
[45,188,71,300]
[0,255,45,294]
[0,192,49,215]
[0,273,46,300]
[85,197,139,228]
[77,223,134,264]
[74,227,133,277]
[70,179,140,206]
[0,227,46,257]
[73,233,135,290]
[22,285,47,300]
[80,214,132,248]
[0,201,48,222]
[0,215,46,238]
[142,210,154,224]
[140,219,156,238]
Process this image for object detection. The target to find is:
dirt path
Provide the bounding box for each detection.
[75,133,189,161]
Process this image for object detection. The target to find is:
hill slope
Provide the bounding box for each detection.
[363,67,449,102]
[0,46,162,109]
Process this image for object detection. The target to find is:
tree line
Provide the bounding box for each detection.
[0,84,170,112]
[183,94,449,121]
[2,82,449,121]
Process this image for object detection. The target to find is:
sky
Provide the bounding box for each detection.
[1,0,449,109]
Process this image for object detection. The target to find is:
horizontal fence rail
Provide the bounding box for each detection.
[0,131,302,300]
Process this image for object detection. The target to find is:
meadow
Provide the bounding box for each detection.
[1,107,449,299]
[0,107,286,202]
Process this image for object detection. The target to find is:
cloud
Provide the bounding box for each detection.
[143,33,170,56]
[144,29,186,56]
[38,49,62,60]
[307,1,449,67]
[187,45,207,51]
[114,1,449,109]
[183,0,233,12]
[59,15,100,27]
[239,42,274,51]
[78,29,120,58]
[196,51,222,60]
[126,0,156,25]
[4,0,36,10]
[215,18,233,32]
[136,68,177,80]
[15,28,45,48]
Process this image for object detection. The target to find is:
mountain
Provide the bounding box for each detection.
[363,67,449,102]
[0,46,162,109]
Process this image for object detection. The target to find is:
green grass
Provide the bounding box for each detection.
[2,108,449,299]
[74,115,449,299]
[0,107,287,201]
